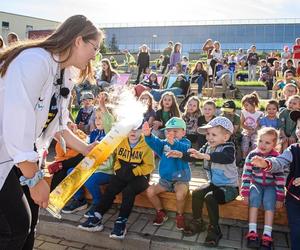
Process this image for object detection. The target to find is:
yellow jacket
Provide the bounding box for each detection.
[114,135,154,177]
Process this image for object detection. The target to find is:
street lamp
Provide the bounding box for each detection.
[152,34,157,51]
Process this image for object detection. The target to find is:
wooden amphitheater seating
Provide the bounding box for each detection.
[44,173,288,225]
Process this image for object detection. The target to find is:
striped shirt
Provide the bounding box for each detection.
[241,149,285,202]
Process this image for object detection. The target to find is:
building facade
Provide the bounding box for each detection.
[0,11,59,42]
[103,19,300,53]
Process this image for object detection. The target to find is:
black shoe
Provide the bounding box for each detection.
[229,85,236,90]
[183,218,206,236]
[204,225,222,247]
[246,231,260,248]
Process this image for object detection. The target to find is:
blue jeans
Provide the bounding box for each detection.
[197,75,204,94]
[150,87,182,102]
[249,183,276,211]
[67,168,112,205]
[286,197,300,250]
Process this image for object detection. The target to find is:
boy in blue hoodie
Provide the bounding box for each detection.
[167,117,239,247]
[142,117,191,231]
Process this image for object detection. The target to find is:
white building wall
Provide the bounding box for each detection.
[0,11,59,42]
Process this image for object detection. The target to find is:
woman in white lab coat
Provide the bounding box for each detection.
[0,15,103,250]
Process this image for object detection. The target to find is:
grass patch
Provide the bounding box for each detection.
[209,98,267,111]
[236,81,266,87]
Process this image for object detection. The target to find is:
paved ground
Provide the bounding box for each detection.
[37,203,290,250]
[34,234,109,250]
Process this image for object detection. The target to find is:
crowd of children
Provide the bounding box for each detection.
[40,38,300,250]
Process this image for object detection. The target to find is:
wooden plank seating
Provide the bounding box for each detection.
[44,173,288,225]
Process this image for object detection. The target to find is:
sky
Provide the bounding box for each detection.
[1,0,300,26]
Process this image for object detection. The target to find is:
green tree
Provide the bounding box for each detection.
[109,34,119,52]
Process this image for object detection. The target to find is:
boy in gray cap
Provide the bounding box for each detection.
[167,116,239,247]
[75,92,95,134]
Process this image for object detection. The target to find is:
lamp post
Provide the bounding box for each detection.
[152,34,157,51]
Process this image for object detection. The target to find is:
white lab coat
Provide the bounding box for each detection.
[0,48,76,190]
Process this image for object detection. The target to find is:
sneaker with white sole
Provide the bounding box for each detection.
[62,199,88,214]
[109,217,127,239]
[78,213,103,232]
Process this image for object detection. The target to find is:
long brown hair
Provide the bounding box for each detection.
[192,61,204,74]
[0,15,103,82]
[159,91,181,118]
[100,58,118,82]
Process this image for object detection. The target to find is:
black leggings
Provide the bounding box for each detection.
[192,184,226,227]
[0,167,39,250]
[96,174,149,219]
[136,67,148,83]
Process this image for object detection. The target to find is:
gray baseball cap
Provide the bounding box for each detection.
[197,116,234,134]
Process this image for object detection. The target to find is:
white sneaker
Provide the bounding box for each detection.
[198,93,202,98]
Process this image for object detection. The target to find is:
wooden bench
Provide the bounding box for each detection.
[45,173,288,225]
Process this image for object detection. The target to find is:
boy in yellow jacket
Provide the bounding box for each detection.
[79,126,155,239]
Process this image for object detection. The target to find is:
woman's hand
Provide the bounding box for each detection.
[29,179,50,208]
[85,141,99,155]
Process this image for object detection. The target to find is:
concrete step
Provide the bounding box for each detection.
[37,207,290,250]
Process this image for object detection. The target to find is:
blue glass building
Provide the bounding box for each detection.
[102,19,300,53]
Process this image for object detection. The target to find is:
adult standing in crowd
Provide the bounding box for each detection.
[246,45,259,81]
[169,42,182,71]
[161,41,173,74]
[0,15,102,250]
[210,41,223,78]
[135,44,150,84]
[292,37,300,67]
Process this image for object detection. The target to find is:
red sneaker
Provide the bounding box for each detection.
[260,234,273,250]
[176,214,185,230]
[246,231,260,248]
[153,210,168,226]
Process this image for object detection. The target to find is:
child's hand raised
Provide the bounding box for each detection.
[251,156,268,168]
[187,148,208,160]
[293,177,300,186]
[166,150,183,158]
[166,130,175,145]
[142,122,151,136]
